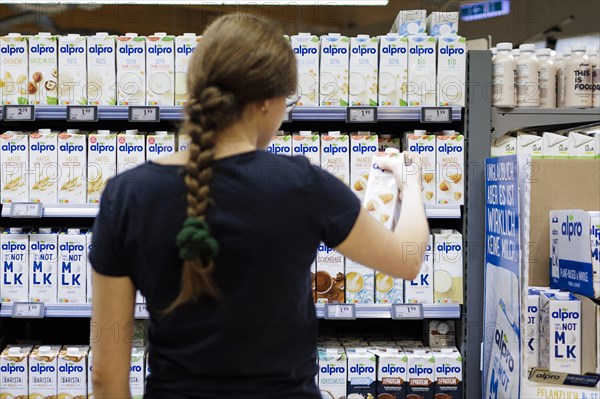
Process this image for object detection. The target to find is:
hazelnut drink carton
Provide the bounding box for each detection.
[29,128,58,203]
[87,130,116,203]
[1,345,32,397]
[58,346,88,399]
[436,131,464,205]
[58,228,87,303]
[29,345,60,399]
[0,33,29,105]
[87,32,117,106]
[58,129,87,204]
[29,228,58,304]
[1,227,30,302]
[58,34,87,105]
[28,32,58,105]
[320,34,350,107]
[405,130,436,204]
[0,131,29,203]
[321,131,350,185]
[116,33,146,106]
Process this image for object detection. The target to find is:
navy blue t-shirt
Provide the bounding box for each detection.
[90,150,361,399]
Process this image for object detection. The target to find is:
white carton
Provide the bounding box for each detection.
[1,227,29,302]
[378,34,409,107]
[405,131,436,204]
[0,33,29,105]
[58,129,87,204]
[177,133,190,152]
[117,33,146,106]
[1,131,29,203]
[87,32,117,106]
[292,131,320,166]
[391,10,427,35]
[58,229,87,303]
[145,349,151,379]
[427,12,459,36]
[346,348,377,397]
[86,231,93,303]
[345,259,374,304]
[406,235,434,304]
[408,34,437,106]
[320,34,350,107]
[516,132,543,158]
[29,129,58,203]
[405,347,435,399]
[363,148,402,229]
[130,347,145,399]
[491,135,517,157]
[349,35,379,106]
[28,33,58,105]
[539,291,582,374]
[88,130,116,203]
[316,243,345,304]
[437,35,467,106]
[146,33,175,106]
[543,132,570,158]
[375,347,408,397]
[568,131,596,158]
[87,350,94,398]
[436,132,465,205]
[29,228,58,303]
[426,320,456,348]
[29,345,60,399]
[146,131,176,162]
[433,229,463,304]
[58,34,87,105]
[526,288,542,369]
[321,131,350,185]
[58,346,88,399]
[175,33,200,106]
[433,347,463,399]
[291,33,320,106]
[350,133,378,200]
[378,134,401,152]
[117,130,146,174]
[1,345,32,397]
[318,348,347,399]
[376,272,404,304]
[266,132,292,156]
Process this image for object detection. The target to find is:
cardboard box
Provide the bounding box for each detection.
[425,320,456,348]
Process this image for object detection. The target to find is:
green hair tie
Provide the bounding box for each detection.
[176,217,219,261]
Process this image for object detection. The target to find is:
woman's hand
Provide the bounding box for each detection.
[376,151,423,197]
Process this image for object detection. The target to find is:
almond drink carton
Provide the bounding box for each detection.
[321,131,350,185]
[266,132,292,156]
[117,33,146,106]
[58,229,87,303]
[436,131,464,205]
[58,346,88,399]
[320,34,350,106]
[87,32,117,105]
[29,345,60,399]
[29,228,58,303]
[363,148,402,229]
[29,128,58,203]
[0,33,29,105]
[28,33,58,105]
[350,133,378,201]
[433,229,463,304]
[58,129,87,204]
[58,34,87,105]
[175,33,200,106]
[87,130,116,203]
[1,345,32,397]
[405,130,436,204]
[146,33,175,106]
[1,227,29,302]
[0,131,29,203]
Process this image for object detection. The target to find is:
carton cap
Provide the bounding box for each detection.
[38,32,52,37]
[536,48,551,57]
[97,130,111,134]
[572,43,587,52]
[8,347,21,355]
[328,33,341,38]
[298,32,311,37]
[125,33,138,38]
[440,229,453,234]
[413,129,428,135]
[67,347,80,356]
[39,228,52,234]
[440,348,454,354]
[497,43,513,51]
[67,228,81,235]
[385,147,400,154]
[328,131,342,137]
[7,33,22,37]
[413,348,427,355]
[519,44,536,53]
[511,49,520,57]
[555,292,571,300]
[39,346,52,354]
[95,32,109,37]
[380,134,392,138]
[357,34,370,39]
[154,131,168,136]
[66,129,79,135]
[125,130,139,135]
[67,34,81,38]
[9,227,23,234]
[132,347,139,354]
[356,348,368,353]
[299,131,312,136]
[38,129,52,134]
[154,32,167,37]
[326,348,339,355]
[183,33,196,38]
[385,33,401,39]
[442,130,456,135]
[386,348,399,354]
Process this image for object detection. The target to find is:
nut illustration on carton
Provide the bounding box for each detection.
[363,148,402,229]
[436,132,464,205]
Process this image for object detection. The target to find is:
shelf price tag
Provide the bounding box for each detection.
[12,302,45,318]
[135,304,148,316]
[324,303,356,320]
[9,202,43,218]
[3,105,34,121]
[391,303,424,320]
[128,106,160,122]
[282,110,292,124]
[421,107,452,123]
[346,106,377,123]
[67,105,98,122]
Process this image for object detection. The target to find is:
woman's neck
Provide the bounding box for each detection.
[214,121,258,160]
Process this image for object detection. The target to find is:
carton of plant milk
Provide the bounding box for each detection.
[292,131,320,166]
[437,132,465,205]
[175,33,200,106]
[406,235,434,303]
[291,33,319,106]
[29,33,58,105]
[87,350,94,398]
[526,288,542,369]
[58,346,88,399]
[350,133,378,200]
[1,131,29,203]
[146,349,151,379]
[318,348,347,399]
[58,34,87,105]
[86,231,93,303]
[316,243,345,304]
[433,229,463,304]
[58,129,87,204]
[29,228,58,304]
[345,259,374,304]
[433,347,463,399]
[568,131,596,158]
[130,347,145,399]
[1,227,29,302]
[321,131,350,185]
[539,291,581,373]
[29,345,60,399]
[406,347,435,399]
[391,10,427,35]
[117,33,146,106]
[146,33,175,106]
[375,347,408,397]
[0,33,29,105]
[1,345,32,397]
[491,135,517,157]
[542,132,570,158]
[87,32,117,106]
[426,320,456,348]
[177,133,190,152]
[437,35,467,106]
[58,229,87,303]
[29,128,58,203]
[516,132,543,158]
[266,132,292,156]
[320,34,350,107]
[378,134,401,152]
[363,148,402,229]
[87,130,116,203]
[427,12,460,36]
[349,35,379,106]
[407,34,437,106]
[378,33,409,106]
[146,131,176,162]
[117,130,146,174]
[376,272,404,304]
[346,348,376,397]
[405,130,436,204]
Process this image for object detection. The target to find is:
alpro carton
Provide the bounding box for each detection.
[117,130,146,174]
[346,348,376,397]
[320,34,350,107]
[345,259,374,304]
[437,35,467,106]
[58,229,87,303]
[374,347,407,397]
[376,271,404,304]
[568,131,596,158]
[436,132,464,205]
[427,12,460,36]
[363,148,402,229]
[316,243,345,303]
[58,34,87,105]
[526,288,542,369]
[87,350,94,398]
[291,33,320,106]
[29,128,58,203]
[1,345,32,397]
[117,33,146,106]
[28,32,58,105]
[406,235,434,304]
[130,347,145,399]
[407,34,437,106]
[87,32,117,105]
[491,135,517,157]
[378,134,400,152]
[146,32,175,106]
[292,131,320,166]
[539,291,582,373]
[349,35,379,106]
[433,347,463,399]
[146,131,175,162]
[1,131,29,203]
[433,229,463,304]
[266,132,292,156]
[29,345,60,399]
[543,132,570,158]
[405,130,436,204]
[350,133,378,200]
[29,228,58,303]
[86,231,92,303]
[378,33,408,106]
[87,130,116,203]
[58,346,88,399]
[516,132,543,158]
[0,33,29,105]
[175,33,200,106]
[177,133,190,152]
[58,129,87,204]
[406,347,435,399]
[391,10,427,35]
[1,227,29,302]
[321,131,350,186]
[426,320,456,348]
[318,348,347,399]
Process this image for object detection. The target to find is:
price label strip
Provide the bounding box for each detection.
[128,106,160,123]
[346,106,377,123]
[67,105,98,122]
[3,105,35,121]
[391,303,424,320]
[282,110,292,124]
[12,302,45,318]
[324,303,356,320]
[420,107,453,123]
[9,202,43,218]
[135,304,148,317]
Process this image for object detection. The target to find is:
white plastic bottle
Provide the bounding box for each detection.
[589,47,599,108]
[516,44,540,108]
[554,52,565,108]
[511,49,520,58]
[492,42,516,108]
[536,48,556,108]
[564,43,592,108]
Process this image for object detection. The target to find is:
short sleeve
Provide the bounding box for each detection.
[311,165,361,248]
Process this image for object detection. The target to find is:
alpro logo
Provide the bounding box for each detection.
[59,143,85,154]
[59,364,84,374]
[1,143,26,153]
[410,46,434,56]
[534,372,561,381]
[561,215,583,241]
[350,364,375,375]
[436,364,461,375]
[148,143,174,155]
[31,143,56,153]
[551,308,579,321]
[352,143,377,154]
[409,143,435,154]
[321,364,345,375]
[1,242,27,252]
[119,143,144,154]
[31,364,56,374]
[90,143,115,154]
[294,46,318,56]
[528,305,538,314]
[440,46,465,56]
[131,365,143,372]
[382,45,406,56]
[318,244,334,254]
[439,144,463,154]
[267,144,291,155]
[437,243,462,253]
[382,364,405,374]
[59,243,85,253]
[494,328,515,372]
[1,45,26,56]
[176,45,195,56]
[352,46,377,56]
[31,44,55,55]
[408,365,433,376]
[31,242,56,252]
[0,364,25,374]
[323,45,347,56]
[60,45,85,56]
[293,145,318,155]
[119,45,143,56]
[148,45,172,55]
[323,144,348,154]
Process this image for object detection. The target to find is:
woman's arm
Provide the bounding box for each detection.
[91,270,136,399]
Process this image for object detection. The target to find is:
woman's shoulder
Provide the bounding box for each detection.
[105,162,183,200]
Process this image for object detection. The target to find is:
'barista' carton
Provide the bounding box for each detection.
[86,231,93,303]
[316,243,345,303]
[266,132,292,156]
[175,33,200,106]
[433,347,463,399]
[291,33,320,106]
[58,129,87,204]
[349,35,379,106]
[321,131,350,185]
[433,229,463,304]
[406,347,435,399]
[58,346,88,399]
[29,345,60,399]
[345,259,374,304]
[320,34,350,107]
[29,228,58,303]
[408,34,437,106]
[1,345,32,397]
[391,10,427,35]
[87,130,116,203]
[146,33,175,106]
[29,128,58,203]
[130,347,145,399]
[117,130,146,174]
[1,131,29,203]
[526,287,542,369]
[0,33,29,105]
[378,33,409,106]
[516,132,543,158]
[292,131,320,166]
[437,35,467,106]
[87,32,117,106]
[491,135,517,157]
[58,34,87,105]
[350,133,378,201]
[58,229,87,303]
[1,227,30,302]
[405,130,436,204]
[29,32,58,105]
[427,12,460,36]
[363,148,402,229]
[406,235,434,303]
[318,348,347,399]
[378,134,400,152]
[346,348,377,397]
[375,347,408,397]
[436,131,464,205]
[117,33,146,106]
[543,132,570,158]
[87,350,94,398]
[568,131,596,158]
[146,131,176,162]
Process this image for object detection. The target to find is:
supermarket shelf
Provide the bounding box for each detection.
[0,303,149,319]
[491,107,600,139]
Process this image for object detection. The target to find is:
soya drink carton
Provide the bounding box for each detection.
[29,128,58,204]
[29,345,60,399]
[1,131,29,203]
[407,34,437,106]
[320,34,350,106]
[146,32,175,106]
[291,33,320,106]
[146,131,176,162]
[292,131,320,166]
[321,131,350,185]
[0,33,29,105]
[28,32,58,105]
[58,34,87,105]
[87,32,117,106]
[1,227,30,303]
[1,345,32,397]
[29,228,58,304]
[58,129,87,204]
[58,346,88,399]
[87,130,116,203]
[433,229,463,304]
[405,130,436,204]
[349,35,379,106]
[117,33,146,106]
[406,235,434,303]
[436,131,464,205]
[117,130,146,174]
[58,228,87,303]
[378,33,409,106]
[437,35,467,106]
[175,33,201,106]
